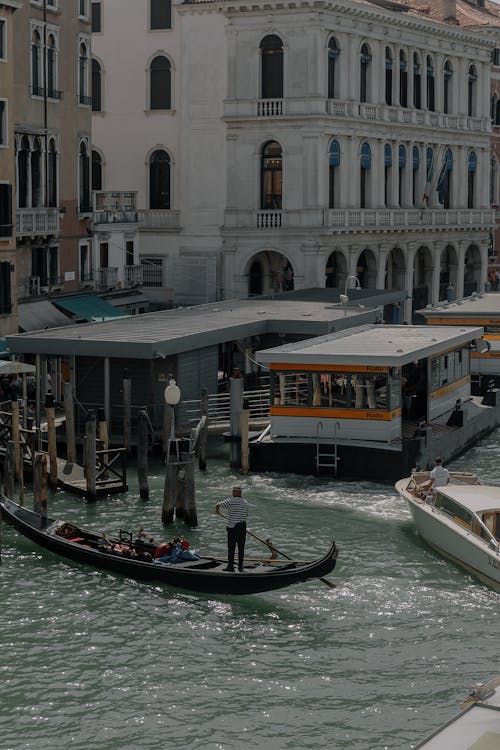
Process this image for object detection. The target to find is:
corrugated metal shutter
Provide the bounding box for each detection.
[173,256,218,304]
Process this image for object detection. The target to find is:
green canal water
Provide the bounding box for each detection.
[1,434,499,750]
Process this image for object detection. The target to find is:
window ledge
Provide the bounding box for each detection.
[144,108,175,117]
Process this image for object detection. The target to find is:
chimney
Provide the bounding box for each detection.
[444,0,458,23]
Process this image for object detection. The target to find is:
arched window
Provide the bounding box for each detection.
[261,141,282,210]
[385,47,393,106]
[413,53,421,109]
[92,150,102,192]
[48,138,58,207]
[360,142,371,208]
[467,151,477,209]
[360,44,371,103]
[426,55,435,111]
[437,148,453,209]
[399,50,408,107]
[327,37,340,99]
[384,143,392,206]
[79,42,89,104]
[150,55,171,110]
[31,30,42,96]
[412,145,420,206]
[398,145,406,206]
[468,65,478,117]
[31,137,42,207]
[260,35,283,99]
[18,136,30,208]
[328,139,340,208]
[47,34,57,98]
[79,140,91,212]
[92,59,102,112]
[443,60,453,114]
[149,150,170,209]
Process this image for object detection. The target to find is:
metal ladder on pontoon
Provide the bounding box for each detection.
[315,422,340,476]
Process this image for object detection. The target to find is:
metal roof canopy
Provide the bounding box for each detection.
[256,325,484,367]
[418,292,500,319]
[18,299,74,332]
[54,295,127,322]
[5,296,385,359]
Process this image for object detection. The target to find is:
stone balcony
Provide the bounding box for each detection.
[137,209,181,231]
[223,97,489,132]
[16,208,60,238]
[93,191,138,224]
[224,207,495,232]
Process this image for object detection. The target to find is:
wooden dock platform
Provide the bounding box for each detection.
[56,457,128,498]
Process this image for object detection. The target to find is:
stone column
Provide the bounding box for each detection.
[456,240,467,299]
[222,243,237,299]
[301,241,323,287]
[431,241,444,305]
[405,241,418,322]
[453,145,464,209]
[377,243,391,289]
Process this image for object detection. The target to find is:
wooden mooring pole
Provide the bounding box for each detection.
[63,381,76,464]
[229,370,243,469]
[98,408,109,479]
[4,440,15,501]
[199,388,208,471]
[85,411,97,502]
[122,371,132,456]
[33,452,48,516]
[45,394,58,490]
[11,400,21,481]
[241,398,250,475]
[137,409,149,500]
[162,438,198,526]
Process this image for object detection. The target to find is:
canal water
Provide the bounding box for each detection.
[1,433,499,750]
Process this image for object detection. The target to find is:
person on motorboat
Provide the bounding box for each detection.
[428,457,450,489]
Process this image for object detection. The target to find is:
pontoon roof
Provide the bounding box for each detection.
[256,325,483,367]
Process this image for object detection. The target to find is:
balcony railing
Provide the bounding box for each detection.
[16,208,60,237]
[137,209,181,230]
[17,275,64,299]
[79,272,95,290]
[224,207,495,232]
[47,88,63,100]
[79,93,92,106]
[97,267,118,290]
[125,265,144,287]
[224,96,489,132]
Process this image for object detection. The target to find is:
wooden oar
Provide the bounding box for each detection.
[218,513,336,589]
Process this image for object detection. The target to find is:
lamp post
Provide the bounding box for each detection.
[164,378,181,451]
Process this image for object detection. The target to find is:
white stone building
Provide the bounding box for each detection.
[91,0,499,321]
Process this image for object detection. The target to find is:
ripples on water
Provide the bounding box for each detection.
[1,432,500,749]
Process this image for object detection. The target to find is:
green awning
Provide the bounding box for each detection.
[54,295,127,322]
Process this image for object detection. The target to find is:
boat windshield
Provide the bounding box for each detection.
[435,492,499,545]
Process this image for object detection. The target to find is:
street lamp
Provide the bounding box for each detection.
[164,378,181,454]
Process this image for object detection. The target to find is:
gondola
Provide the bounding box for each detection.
[0,496,337,595]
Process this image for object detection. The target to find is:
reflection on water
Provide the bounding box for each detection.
[1,431,500,749]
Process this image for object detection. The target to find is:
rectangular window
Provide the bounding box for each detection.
[91,1,101,32]
[0,20,5,60]
[150,0,171,30]
[79,0,88,18]
[0,100,6,145]
[0,260,11,315]
[49,247,59,285]
[0,183,12,237]
[126,241,134,266]
[141,257,163,287]
[99,242,109,268]
[80,242,90,280]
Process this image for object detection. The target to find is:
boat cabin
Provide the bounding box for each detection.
[433,485,500,547]
[418,292,500,394]
[253,324,485,479]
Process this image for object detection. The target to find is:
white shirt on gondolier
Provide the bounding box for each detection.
[219,495,248,527]
[430,465,449,487]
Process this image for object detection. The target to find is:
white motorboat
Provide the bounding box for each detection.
[395,471,500,590]
[415,675,500,749]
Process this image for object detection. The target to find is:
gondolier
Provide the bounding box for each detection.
[215,486,248,572]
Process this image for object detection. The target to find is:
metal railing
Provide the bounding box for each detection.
[179,387,271,428]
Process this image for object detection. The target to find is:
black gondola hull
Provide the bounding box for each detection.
[0,497,337,595]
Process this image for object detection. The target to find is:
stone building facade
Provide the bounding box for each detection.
[92,0,500,321]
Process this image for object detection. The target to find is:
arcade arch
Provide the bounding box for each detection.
[245,250,294,296]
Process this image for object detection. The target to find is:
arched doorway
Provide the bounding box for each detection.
[246,251,294,296]
[464,245,481,296]
[249,261,263,296]
[385,247,406,290]
[413,246,432,319]
[325,250,348,288]
[356,248,377,289]
[439,245,458,302]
